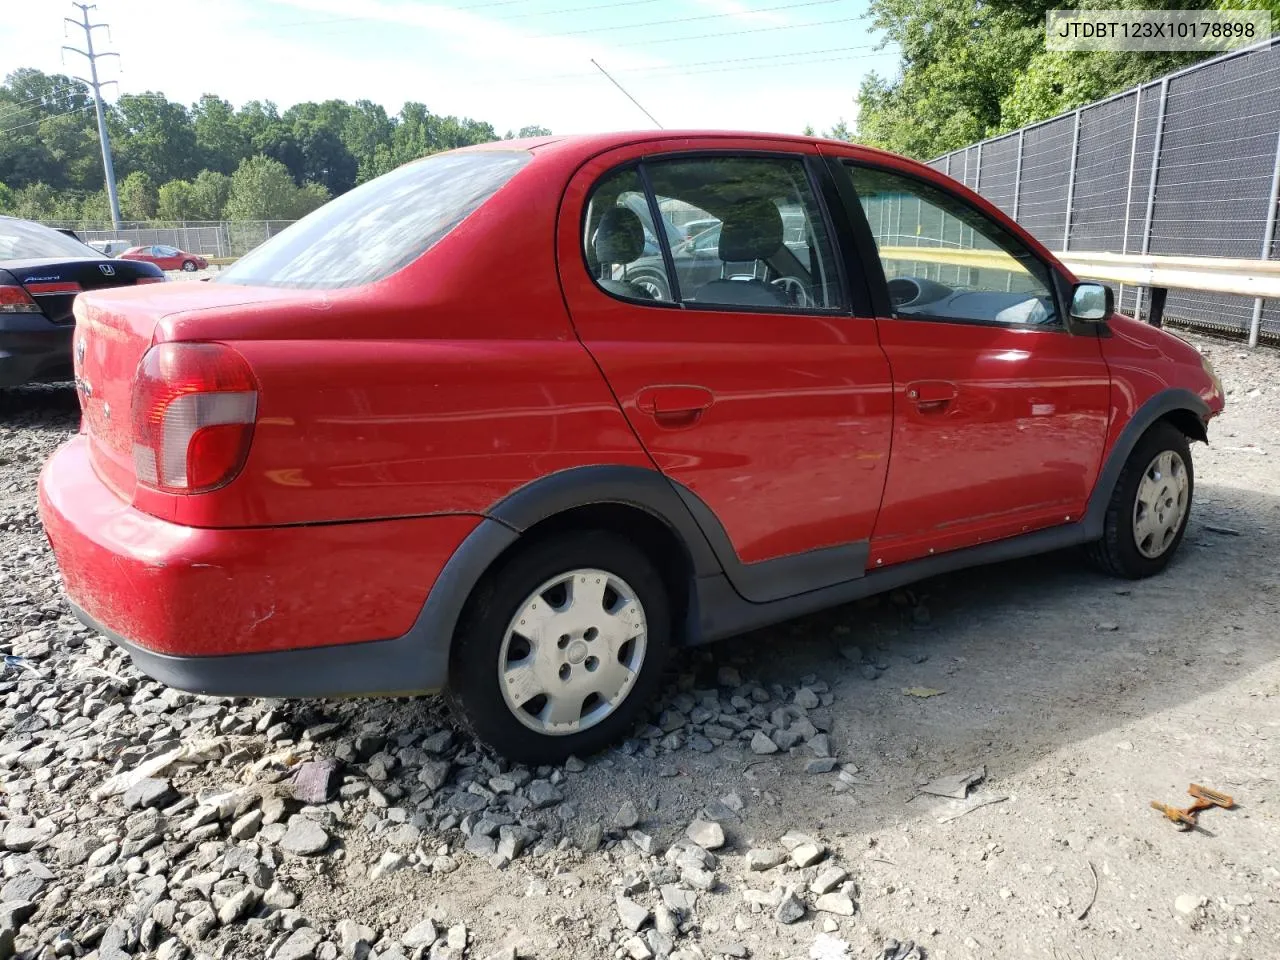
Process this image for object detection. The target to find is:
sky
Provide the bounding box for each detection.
[0,0,897,137]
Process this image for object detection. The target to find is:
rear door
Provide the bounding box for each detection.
[558,140,894,601]
[825,153,1110,567]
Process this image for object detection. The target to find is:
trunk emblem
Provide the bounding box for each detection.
[99,263,115,276]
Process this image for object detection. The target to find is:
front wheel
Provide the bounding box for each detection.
[181,260,198,272]
[1087,421,1194,579]
[445,531,670,764]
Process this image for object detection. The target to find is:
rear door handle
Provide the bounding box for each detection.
[905,380,958,408]
[636,385,715,426]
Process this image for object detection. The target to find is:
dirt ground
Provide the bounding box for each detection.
[1,329,1277,960]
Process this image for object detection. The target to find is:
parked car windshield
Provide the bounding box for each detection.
[0,218,100,260]
[218,150,531,289]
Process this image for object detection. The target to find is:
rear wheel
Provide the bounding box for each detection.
[181,260,197,272]
[445,531,670,763]
[1088,421,1193,579]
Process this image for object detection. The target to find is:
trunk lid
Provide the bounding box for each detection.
[72,282,297,498]
[2,256,163,324]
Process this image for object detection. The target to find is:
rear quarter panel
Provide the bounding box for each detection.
[150,149,655,528]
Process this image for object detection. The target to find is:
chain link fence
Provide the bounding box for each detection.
[40,220,297,260]
[929,37,1280,343]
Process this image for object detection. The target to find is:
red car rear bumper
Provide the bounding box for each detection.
[39,435,481,696]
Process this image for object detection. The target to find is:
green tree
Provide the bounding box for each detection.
[193,95,249,175]
[224,155,302,220]
[293,181,331,218]
[190,170,232,220]
[112,93,199,183]
[157,179,198,220]
[0,181,13,214]
[78,189,111,222]
[119,171,158,220]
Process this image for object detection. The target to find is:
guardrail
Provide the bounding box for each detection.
[879,246,1280,347]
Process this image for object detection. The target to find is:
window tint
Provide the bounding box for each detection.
[0,218,99,260]
[219,150,530,289]
[582,167,676,303]
[847,164,1059,326]
[646,156,843,311]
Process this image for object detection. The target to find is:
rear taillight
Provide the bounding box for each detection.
[131,342,258,494]
[0,285,40,313]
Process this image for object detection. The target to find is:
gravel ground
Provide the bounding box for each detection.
[1,332,1278,960]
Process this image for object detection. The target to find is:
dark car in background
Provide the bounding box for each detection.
[1,217,165,388]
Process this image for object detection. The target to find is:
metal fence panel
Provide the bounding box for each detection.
[931,38,1280,343]
[1069,93,1137,253]
[1015,116,1075,248]
[976,134,1019,218]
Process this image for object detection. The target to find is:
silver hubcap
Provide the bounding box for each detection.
[498,568,648,736]
[1133,450,1189,559]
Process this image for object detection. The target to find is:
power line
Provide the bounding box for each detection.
[62,2,122,227]
[614,13,865,48]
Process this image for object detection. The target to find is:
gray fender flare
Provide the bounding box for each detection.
[1083,388,1209,538]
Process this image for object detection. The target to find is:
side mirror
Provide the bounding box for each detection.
[1070,281,1112,322]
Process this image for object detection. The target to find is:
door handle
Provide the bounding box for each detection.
[905,380,958,409]
[636,385,715,426]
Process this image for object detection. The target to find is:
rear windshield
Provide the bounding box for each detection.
[218,150,531,289]
[0,219,99,261]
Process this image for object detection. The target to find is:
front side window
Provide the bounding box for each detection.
[647,155,843,311]
[847,164,1060,327]
[220,150,530,289]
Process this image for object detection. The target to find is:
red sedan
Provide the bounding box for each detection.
[39,131,1224,762]
[119,244,208,272]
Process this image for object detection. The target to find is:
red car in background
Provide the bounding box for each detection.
[119,244,207,272]
[38,131,1224,763]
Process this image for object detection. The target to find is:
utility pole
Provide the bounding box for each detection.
[63,3,122,228]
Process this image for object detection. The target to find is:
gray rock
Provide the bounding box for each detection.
[680,865,716,891]
[686,819,725,850]
[183,906,217,942]
[616,895,650,932]
[369,850,408,879]
[1,872,47,903]
[217,886,260,925]
[156,939,190,960]
[807,734,833,758]
[280,817,330,856]
[447,925,466,950]
[526,780,562,809]
[0,901,38,930]
[419,761,451,792]
[292,759,342,804]
[717,666,742,687]
[805,757,838,774]
[627,830,657,856]
[745,848,785,871]
[2,824,51,852]
[230,809,263,841]
[814,893,856,916]
[337,919,375,957]
[810,866,848,895]
[860,665,880,681]
[794,687,820,709]
[0,927,13,960]
[124,778,177,810]
[749,731,778,755]
[277,927,322,960]
[660,884,697,914]
[402,918,438,949]
[615,801,641,829]
[775,889,806,924]
[789,841,825,868]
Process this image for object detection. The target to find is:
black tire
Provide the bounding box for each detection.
[629,270,670,301]
[445,530,671,764]
[1087,421,1194,579]
[181,260,197,272]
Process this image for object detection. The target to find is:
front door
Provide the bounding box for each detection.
[558,142,894,601]
[831,158,1111,568]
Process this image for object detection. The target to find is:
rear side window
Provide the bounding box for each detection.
[0,218,99,260]
[219,151,530,289]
